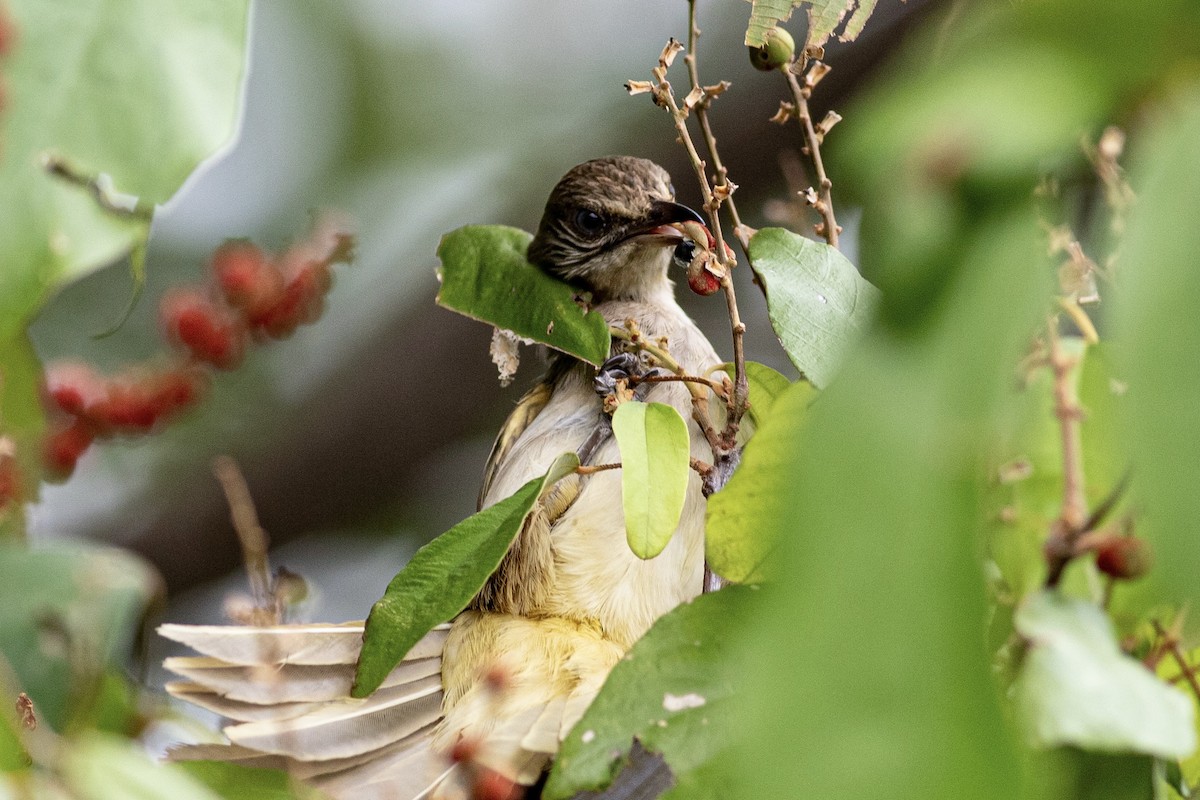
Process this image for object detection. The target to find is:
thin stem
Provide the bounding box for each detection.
[212,456,273,610]
[1153,620,1200,704]
[782,67,840,248]
[638,372,727,398]
[576,462,621,475]
[1043,318,1088,588]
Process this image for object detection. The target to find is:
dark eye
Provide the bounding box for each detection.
[574,209,604,235]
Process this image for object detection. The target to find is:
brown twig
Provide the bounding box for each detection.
[781,65,841,248]
[1153,619,1200,704]
[576,463,621,476]
[637,372,728,399]
[212,456,274,612]
[1043,319,1088,588]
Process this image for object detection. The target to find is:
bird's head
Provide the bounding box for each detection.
[527,156,705,302]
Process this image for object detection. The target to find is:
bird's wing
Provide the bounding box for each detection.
[478,355,579,510]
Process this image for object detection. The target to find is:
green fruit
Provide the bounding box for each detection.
[749,26,795,71]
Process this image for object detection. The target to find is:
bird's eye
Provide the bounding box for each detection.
[573,209,604,235]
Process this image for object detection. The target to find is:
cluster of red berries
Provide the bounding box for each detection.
[38,216,354,480]
[1094,535,1151,581]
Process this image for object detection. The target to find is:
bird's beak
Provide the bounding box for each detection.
[625,200,707,245]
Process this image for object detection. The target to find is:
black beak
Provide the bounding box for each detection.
[624,200,707,245]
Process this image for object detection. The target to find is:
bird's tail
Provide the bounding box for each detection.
[160,621,461,799]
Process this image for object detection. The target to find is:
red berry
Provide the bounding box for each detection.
[148,366,208,415]
[0,443,20,508]
[211,240,284,320]
[472,769,521,800]
[42,360,106,416]
[43,418,95,479]
[160,288,246,369]
[1095,536,1152,580]
[687,263,722,296]
[449,736,479,764]
[0,3,17,59]
[252,254,332,339]
[89,377,160,432]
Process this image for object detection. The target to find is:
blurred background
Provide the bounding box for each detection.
[25,0,929,630]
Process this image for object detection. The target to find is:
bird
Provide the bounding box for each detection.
[159,156,723,799]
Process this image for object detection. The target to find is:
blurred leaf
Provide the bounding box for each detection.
[706,380,816,583]
[544,586,757,800]
[1157,645,1200,791]
[747,228,878,388]
[1023,749,1156,800]
[612,402,690,560]
[0,544,159,732]
[0,708,27,773]
[436,225,611,366]
[0,0,250,341]
[63,733,223,800]
[726,361,794,428]
[354,452,580,696]
[730,212,1047,799]
[0,338,47,537]
[177,761,325,800]
[1112,92,1200,616]
[1013,591,1194,758]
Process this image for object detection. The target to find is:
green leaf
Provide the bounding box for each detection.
[706,380,816,583]
[0,707,28,773]
[1012,591,1195,758]
[544,586,758,800]
[724,361,794,428]
[743,0,850,50]
[354,452,580,696]
[747,227,879,388]
[839,0,878,42]
[730,213,1047,800]
[1024,749,1157,800]
[436,225,612,366]
[612,402,691,560]
[0,544,160,732]
[1112,92,1200,616]
[177,761,324,800]
[0,0,251,341]
[63,733,224,800]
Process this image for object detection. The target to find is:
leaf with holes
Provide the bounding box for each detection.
[612,402,691,560]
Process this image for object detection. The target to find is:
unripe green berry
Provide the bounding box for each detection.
[749,26,795,71]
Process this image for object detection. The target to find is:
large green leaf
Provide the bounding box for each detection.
[747,227,879,388]
[743,0,870,49]
[436,225,612,366]
[706,380,816,583]
[543,586,757,800]
[1012,591,1194,758]
[0,544,160,732]
[612,402,691,560]
[63,733,224,800]
[353,452,580,696]
[729,212,1047,799]
[0,0,250,340]
[1113,93,1200,615]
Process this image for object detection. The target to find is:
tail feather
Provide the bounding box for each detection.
[225,675,444,760]
[163,655,441,704]
[166,681,325,723]
[158,622,450,667]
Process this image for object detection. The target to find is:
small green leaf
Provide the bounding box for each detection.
[612,402,691,560]
[436,225,612,366]
[706,381,816,583]
[63,734,224,800]
[1013,591,1195,758]
[354,452,580,696]
[747,228,879,388]
[544,586,758,800]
